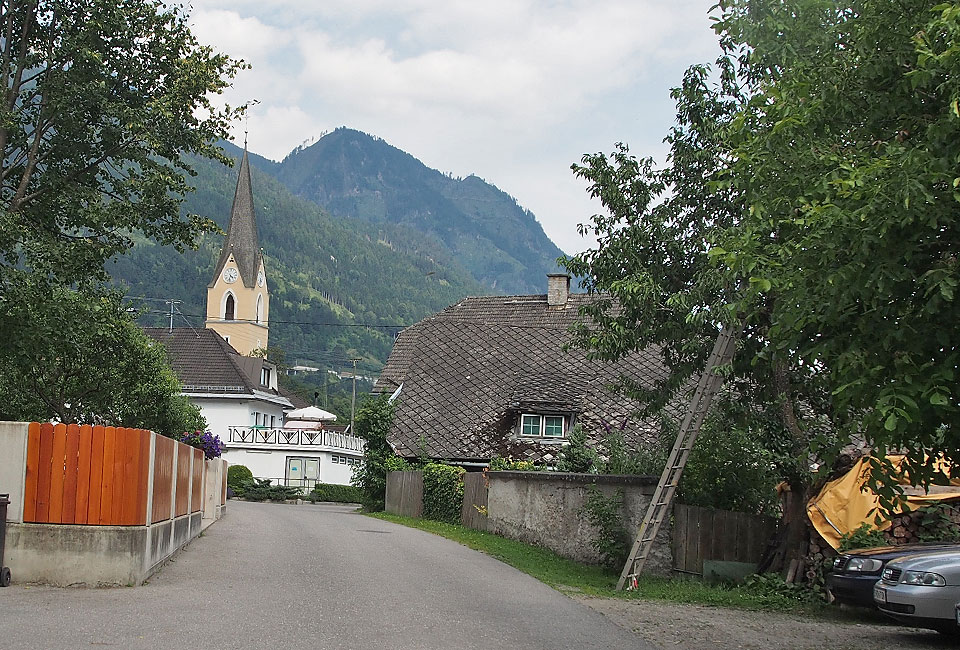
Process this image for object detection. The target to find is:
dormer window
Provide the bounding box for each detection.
[261,366,272,387]
[520,413,566,438]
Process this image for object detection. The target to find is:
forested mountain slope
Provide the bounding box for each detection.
[111,147,483,374]
[272,128,565,294]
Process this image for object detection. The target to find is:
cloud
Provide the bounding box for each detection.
[189,1,722,254]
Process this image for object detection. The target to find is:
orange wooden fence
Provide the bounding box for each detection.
[23,423,150,526]
[152,435,175,524]
[21,422,221,526]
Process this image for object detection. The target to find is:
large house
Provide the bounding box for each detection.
[373,274,670,466]
[147,147,364,487]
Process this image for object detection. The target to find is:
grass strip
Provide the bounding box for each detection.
[367,512,831,615]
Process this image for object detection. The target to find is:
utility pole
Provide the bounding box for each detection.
[165,299,181,333]
[349,358,361,433]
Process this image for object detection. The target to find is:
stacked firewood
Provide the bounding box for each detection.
[885,505,960,545]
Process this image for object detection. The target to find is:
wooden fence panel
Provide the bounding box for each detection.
[62,424,80,524]
[87,426,106,523]
[191,448,203,513]
[35,422,54,522]
[152,435,175,523]
[23,422,41,522]
[672,503,777,576]
[461,472,488,531]
[175,444,191,517]
[385,471,424,518]
[99,426,117,525]
[20,423,152,526]
[75,425,94,524]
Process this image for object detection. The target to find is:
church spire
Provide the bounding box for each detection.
[210,147,261,289]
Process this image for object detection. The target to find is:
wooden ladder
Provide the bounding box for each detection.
[616,325,738,591]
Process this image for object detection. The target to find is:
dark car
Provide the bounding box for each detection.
[827,543,960,607]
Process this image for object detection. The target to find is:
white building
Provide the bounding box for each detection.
[146,146,364,488]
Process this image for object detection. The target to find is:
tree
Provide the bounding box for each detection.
[563,0,960,573]
[0,281,205,437]
[0,0,245,286]
[563,60,832,571]
[350,395,408,510]
[713,0,960,502]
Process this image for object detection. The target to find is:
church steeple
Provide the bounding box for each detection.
[209,148,261,289]
[205,146,270,356]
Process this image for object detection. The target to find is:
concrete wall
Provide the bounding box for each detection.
[0,421,28,523]
[487,471,673,576]
[5,512,206,587]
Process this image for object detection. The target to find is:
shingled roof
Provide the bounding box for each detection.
[209,149,262,289]
[144,327,289,405]
[374,292,672,462]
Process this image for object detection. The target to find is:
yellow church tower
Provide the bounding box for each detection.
[205,148,269,355]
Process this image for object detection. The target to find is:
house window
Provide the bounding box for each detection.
[521,414,541,436]
[261,366,272,387]
[544,416,565,437]
[519,414,567,438]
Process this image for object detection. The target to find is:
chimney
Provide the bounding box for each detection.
[547,273,571,307]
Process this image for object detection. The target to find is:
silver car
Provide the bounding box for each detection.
[874,550,960,636]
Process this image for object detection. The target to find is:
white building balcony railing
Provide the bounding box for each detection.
[226,426,365,453]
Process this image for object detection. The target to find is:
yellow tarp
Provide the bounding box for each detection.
[807,455,960,549]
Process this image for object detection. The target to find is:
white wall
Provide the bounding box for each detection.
[193,396,286,440]
[223,448,363,486]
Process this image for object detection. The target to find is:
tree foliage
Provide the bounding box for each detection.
[0,0,244,286]
[350,395,408,510]
[562,0,960,566]
[0,0,241,435]
[712,0,960,498]
[0,282,205,437]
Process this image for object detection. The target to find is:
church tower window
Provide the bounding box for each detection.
[225,294,235,321]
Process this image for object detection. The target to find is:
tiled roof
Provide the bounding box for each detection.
[210,149,262,289]
[377,293,672,462]
[144,327,289,405]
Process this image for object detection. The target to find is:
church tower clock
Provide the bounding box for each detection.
[205,148,269,355]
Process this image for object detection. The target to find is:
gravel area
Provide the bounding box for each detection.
[574,597,958,650]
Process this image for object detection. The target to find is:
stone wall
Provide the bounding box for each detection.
[486,471,673,576]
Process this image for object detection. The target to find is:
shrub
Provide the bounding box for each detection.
[241,479,301,502]
[422,463,465,524]
[582,486,630,570]
[227,464,253,497]
[309,483,364,504]
[742,573,822,607]
[838,523,888,552]
[488,455,544,471]
[555,424,598,473]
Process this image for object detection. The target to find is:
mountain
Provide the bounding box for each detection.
[272,128,565,294]
[112,147,484,376]
[110,129,569,383]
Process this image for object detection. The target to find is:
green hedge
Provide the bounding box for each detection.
[240,479,301,502]
[309,483,364,504]
[227,465,254,496]
[422,463,465,524]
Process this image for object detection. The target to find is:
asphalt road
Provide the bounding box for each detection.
[0,501,651,649]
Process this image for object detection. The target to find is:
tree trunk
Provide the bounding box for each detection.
[758,481,812,576]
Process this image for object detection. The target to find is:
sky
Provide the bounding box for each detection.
[189,1,723,255]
